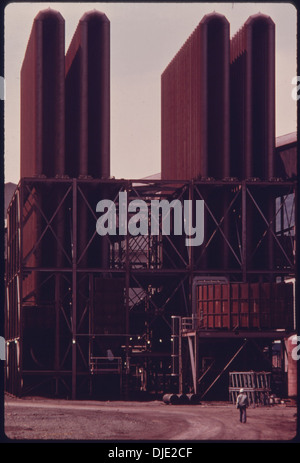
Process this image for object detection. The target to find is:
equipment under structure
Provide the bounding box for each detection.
[4,9,297,401]
[5,174,296,399]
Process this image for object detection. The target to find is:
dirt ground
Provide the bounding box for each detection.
[3,394,298,443]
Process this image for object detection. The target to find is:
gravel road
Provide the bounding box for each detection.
[3,395,298,443]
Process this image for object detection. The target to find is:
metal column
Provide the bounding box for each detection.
[72,179,77,399]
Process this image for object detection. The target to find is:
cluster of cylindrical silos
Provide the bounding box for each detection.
[161,12,275,181]
[20,8,110,180]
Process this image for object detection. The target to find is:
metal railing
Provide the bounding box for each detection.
[89,356,122,375]
[181,315,198,332]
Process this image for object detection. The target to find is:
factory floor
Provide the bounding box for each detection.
[3,394,298,443]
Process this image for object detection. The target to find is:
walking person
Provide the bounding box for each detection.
[236,388,249,423]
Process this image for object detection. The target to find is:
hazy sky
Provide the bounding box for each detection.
[4,2,297,184]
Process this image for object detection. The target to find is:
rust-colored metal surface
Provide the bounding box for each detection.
[65,11,110,179]
[229,14,276,280]
[162,13,275,183]
[161,13,232,274]
[64,11,111,273]
[20,9,65,179]
[230,14,275,180]
[161,13,230,181]
[197,281,294,330]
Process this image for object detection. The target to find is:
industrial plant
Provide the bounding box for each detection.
[4,9,297,404]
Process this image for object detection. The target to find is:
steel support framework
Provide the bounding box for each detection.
[179,324,291,399]
[5,177,296,398]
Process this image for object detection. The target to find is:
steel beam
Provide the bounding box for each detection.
[5,177,296,398]
[72,178,77,399]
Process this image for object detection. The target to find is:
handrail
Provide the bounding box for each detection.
[181,316,198,331]
[89,356,122,374]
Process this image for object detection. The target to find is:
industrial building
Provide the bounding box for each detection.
[5,10,297,402]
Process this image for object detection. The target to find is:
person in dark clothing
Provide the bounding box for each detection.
[236,388,249,423]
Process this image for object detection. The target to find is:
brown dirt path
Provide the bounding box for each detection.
[3,395,298,442]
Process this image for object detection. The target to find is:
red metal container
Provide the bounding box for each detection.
[197,282,293,330]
